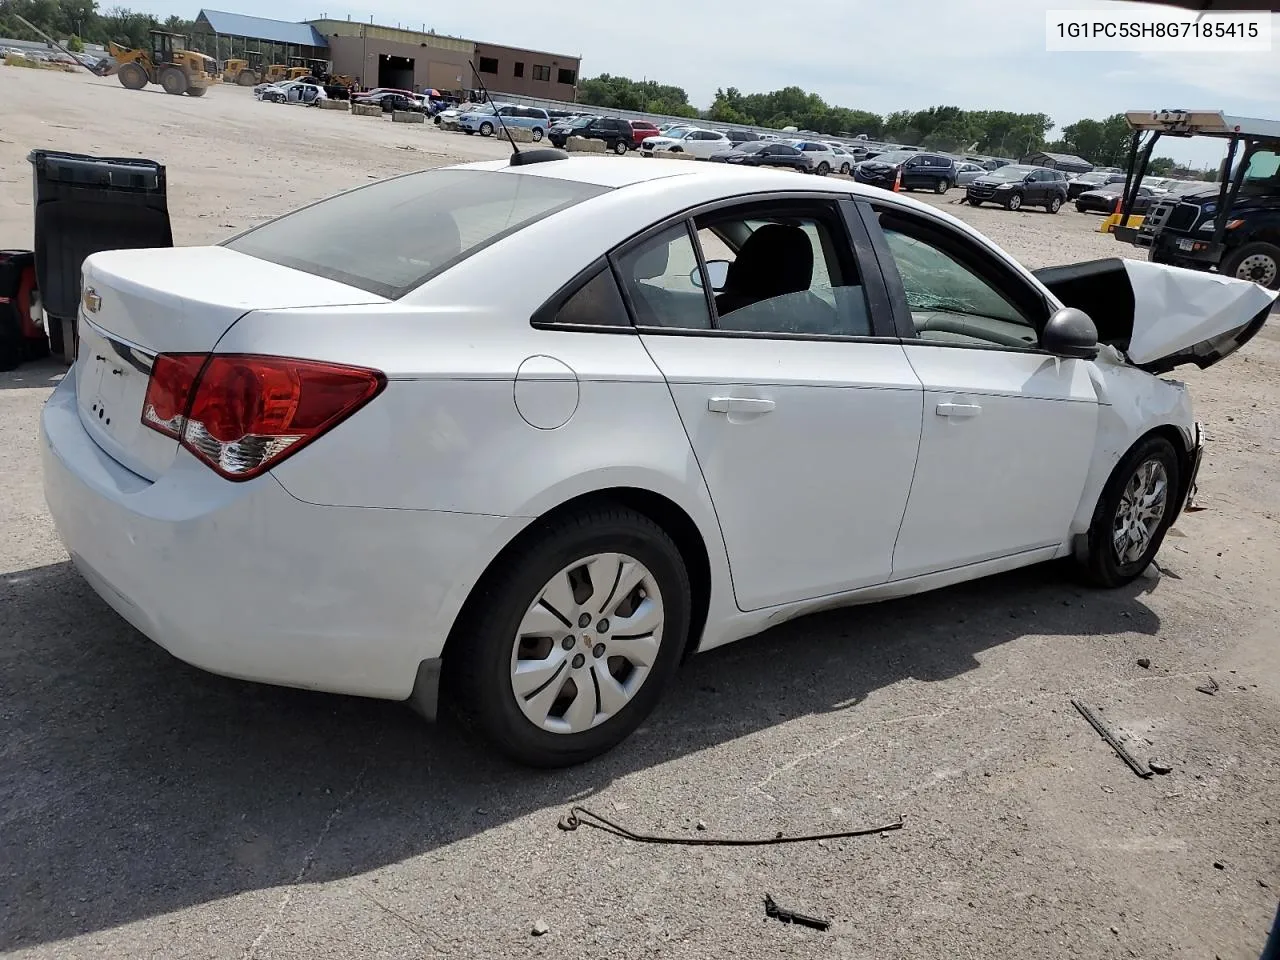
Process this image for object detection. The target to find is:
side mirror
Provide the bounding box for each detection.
[1042,307,1099,359]
[690,260,730,291]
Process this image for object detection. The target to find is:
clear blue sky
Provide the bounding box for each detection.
[131,0,1277,167]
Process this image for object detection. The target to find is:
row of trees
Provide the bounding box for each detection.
[0,0,194,52]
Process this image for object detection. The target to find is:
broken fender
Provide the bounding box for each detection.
[1034,257,1277,374]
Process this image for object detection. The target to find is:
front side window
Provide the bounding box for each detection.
[615,226,712,330]
[875,211,1040,350]
[225,169,607,299]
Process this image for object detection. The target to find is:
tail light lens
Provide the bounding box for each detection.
[141,354,385,480]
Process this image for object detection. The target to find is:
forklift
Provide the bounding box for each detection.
[1112,110,1280,291]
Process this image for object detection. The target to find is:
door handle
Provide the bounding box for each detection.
[936,402,982,418]
[708,397,775,415]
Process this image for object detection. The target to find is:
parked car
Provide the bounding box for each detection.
[548,115,597,145]
[262,82,327,105]
[434,101,485,125]
[1067,170,1128,200]
[629,120,661,149]
[854,151,957,193]
[786,141,839,175]
[827,145,857,175]
[707,141,809,172]
[552,116,634,153]
[47,156,1273,767]
[1077,184,1154,215]
[354,92,422,113]
[966,164,1069,212]
[457,104,551,140]
[725,130,760,147]
[641,127,732,159]
[953,161,987,186]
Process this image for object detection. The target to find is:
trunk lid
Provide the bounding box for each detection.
[1034,257,1277,374]
[76,246,386,480]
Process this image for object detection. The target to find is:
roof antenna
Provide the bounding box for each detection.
[469,59,521,158]
[467,60,567,166]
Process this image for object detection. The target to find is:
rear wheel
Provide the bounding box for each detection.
[159,67,187,96]
[532,127,544,142]
[1221,241,1280,291]
[236,70,257,86]
[116,62,147,90]
[1047,195,1063,214]
[816,161,830,175]
[1006,193,1022,211]
[186,85,207,98]
[613,138,628,155]
[1079,436,1181,587]
[934,178,949,194]
[447,506,691,767]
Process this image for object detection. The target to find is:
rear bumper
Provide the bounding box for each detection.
[41,372,517,702]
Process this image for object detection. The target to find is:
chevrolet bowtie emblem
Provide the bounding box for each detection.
[83,287,102,314]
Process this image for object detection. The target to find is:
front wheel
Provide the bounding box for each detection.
[1078,435,1181,587]
[1221,241,1280,290]
[1005,193,1022,211]
[1047,196,1063,214]
[968,198,982,206]
[479,121,494,137]
[816,162,830,176]
[840,163,851,175]
[159,66,187,96]
[934,178,949,194]
[613,138,628,155]
[186,85,207,98]
[447,506,691,767]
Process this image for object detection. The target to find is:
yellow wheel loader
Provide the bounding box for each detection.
[107,31,215,97]
[222,56,262,86]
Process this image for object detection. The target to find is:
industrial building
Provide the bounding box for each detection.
[191,8,580,99]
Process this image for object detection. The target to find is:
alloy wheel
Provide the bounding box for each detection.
[509,553,665,735]
[1112,459,1169,565]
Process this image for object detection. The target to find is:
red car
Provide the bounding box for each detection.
[629,120,660,149]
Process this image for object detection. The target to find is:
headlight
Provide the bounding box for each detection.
[995,183,1013,190]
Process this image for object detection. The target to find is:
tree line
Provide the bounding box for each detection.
[0,0,194,51]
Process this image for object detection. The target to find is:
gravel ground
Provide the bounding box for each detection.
[1,67,1278,960]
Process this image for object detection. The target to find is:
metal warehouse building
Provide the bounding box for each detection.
[191,8,580,99]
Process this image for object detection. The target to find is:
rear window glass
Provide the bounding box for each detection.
[224,169,608,299]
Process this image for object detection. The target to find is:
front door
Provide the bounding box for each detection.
[863,203,1100,578]
[613,199,924,611]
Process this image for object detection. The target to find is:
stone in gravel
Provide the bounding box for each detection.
[1149,758,1173,774]
[1213,861,1226,870]
[1137,658,1151,669]
[696,820,706,831]
[532,919,550,936]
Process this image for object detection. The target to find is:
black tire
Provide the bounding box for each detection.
[968,198,982,206]
[479,121,494,137]
[532,127,544,142]
[1005,193,1022,211]
[668,146,682,153]
[1046,195,1062,214]
[840,163,851,175]
[934,178,949,194]
[613,138,628,155]
[1079,435,1182,588]
[236,71,257,86]
[447,505,691,767]
[159,67,187,96]
[1076,202,1087,213]
[116,62,147,90]
[1220,241,1280,291]
[186,85,207,98]
[816,161,830,176]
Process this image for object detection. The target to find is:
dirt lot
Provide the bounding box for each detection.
[1,66,1278,960]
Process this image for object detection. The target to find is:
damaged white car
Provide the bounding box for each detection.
[41,156,1277,767]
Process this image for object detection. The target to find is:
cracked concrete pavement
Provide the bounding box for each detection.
[1,66,1278,960]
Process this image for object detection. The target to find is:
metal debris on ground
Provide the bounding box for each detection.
[1196,676,1220,696]
[557,805,903,846]
[1148,757,1174,775]
[764,894,830,931]
[1137,658,1152,669]
[1071,699,1152,778]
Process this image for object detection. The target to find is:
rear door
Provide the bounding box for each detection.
[615,196,925,611]
[859,201,1100,578]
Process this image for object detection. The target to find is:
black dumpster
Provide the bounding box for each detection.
[28,150,174,363]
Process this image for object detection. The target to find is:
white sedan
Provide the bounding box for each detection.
[42,156,1275,767]
[640,127,732,159]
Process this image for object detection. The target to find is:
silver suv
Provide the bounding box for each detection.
[787,140,838,175]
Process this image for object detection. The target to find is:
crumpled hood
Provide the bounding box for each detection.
[1123,259,1277,365]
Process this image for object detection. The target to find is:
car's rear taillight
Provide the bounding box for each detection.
[141,354,385,480]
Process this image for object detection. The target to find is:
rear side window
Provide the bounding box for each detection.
[224,169,608,299]
[539,263,631,328]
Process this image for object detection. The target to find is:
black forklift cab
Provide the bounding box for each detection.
[1113,110,1280,290]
